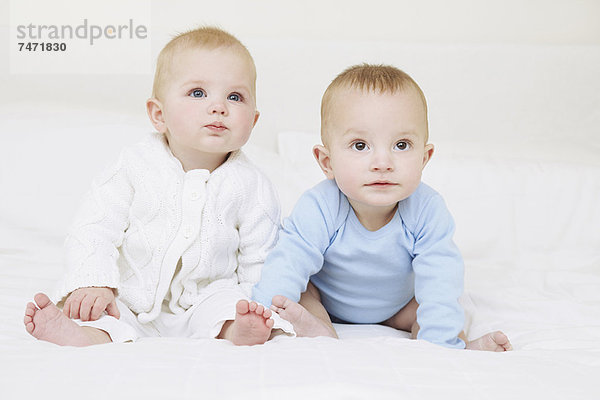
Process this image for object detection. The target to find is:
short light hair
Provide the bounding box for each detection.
[151,26,256,100]
[320,64,429,143]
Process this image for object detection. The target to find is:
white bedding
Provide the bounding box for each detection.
[2,252,599,400]
[2,43,600,400]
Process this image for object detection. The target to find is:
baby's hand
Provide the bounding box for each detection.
[63,287,120,321]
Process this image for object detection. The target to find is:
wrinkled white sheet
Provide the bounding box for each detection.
[1,249,599,400]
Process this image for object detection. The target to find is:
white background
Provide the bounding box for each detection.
[1,0,599,152]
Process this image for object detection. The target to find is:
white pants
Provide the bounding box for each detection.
[76,290,294,343]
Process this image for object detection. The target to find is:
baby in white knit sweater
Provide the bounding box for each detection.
[24,27,293,346]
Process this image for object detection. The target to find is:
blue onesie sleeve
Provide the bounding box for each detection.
[400,188,465,349]
[253,180,346,306]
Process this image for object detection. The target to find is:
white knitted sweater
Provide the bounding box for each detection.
[56,132,280,324]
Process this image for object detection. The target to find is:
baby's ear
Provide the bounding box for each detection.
[422,143,435,168]
[146,98,167,133]
[253,110,260,128]
[313,145,335,179]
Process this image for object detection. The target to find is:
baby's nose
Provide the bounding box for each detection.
[371,152,394,171]
[209,101,227,115]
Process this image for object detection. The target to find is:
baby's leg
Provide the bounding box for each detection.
[24,293,111,346]
[217,300,274,346]
[270,282,337,338]
[381,297,419,336]
[380,297,511,351]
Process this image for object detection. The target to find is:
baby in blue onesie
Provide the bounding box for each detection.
[253,64,512,351]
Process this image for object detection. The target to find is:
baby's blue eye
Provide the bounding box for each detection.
[395,141,410,151]
[352,141,368,151]
[228,93,242,102]
[190,89,205,98]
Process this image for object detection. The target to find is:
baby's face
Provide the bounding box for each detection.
[322,88,432,215]
[158,46,258,161]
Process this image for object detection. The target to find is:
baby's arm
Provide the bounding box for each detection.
[234,171,282,295]
[411,192,465,349]
[56,150,133,307]
[63,287,120,321]
[252,182,339,307]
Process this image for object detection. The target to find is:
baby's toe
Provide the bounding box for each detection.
[25,321,35,333]
[236,299,250,314]
[263,308,272,319]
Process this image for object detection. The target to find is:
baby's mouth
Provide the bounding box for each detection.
[366,181,397,187]
[205,122,227,132]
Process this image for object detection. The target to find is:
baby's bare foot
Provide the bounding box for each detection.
[223,300,274,346]
[467,331,513,351]
[24,293,110,346]
[270,295,336,338]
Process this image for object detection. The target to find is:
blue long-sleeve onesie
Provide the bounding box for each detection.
[253,179,465,348]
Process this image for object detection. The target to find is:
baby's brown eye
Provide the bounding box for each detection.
[352,142,367,151]
[395,141,409,151]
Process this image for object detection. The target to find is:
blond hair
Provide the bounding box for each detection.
[151,26,256,100]
[321,64,428,143]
